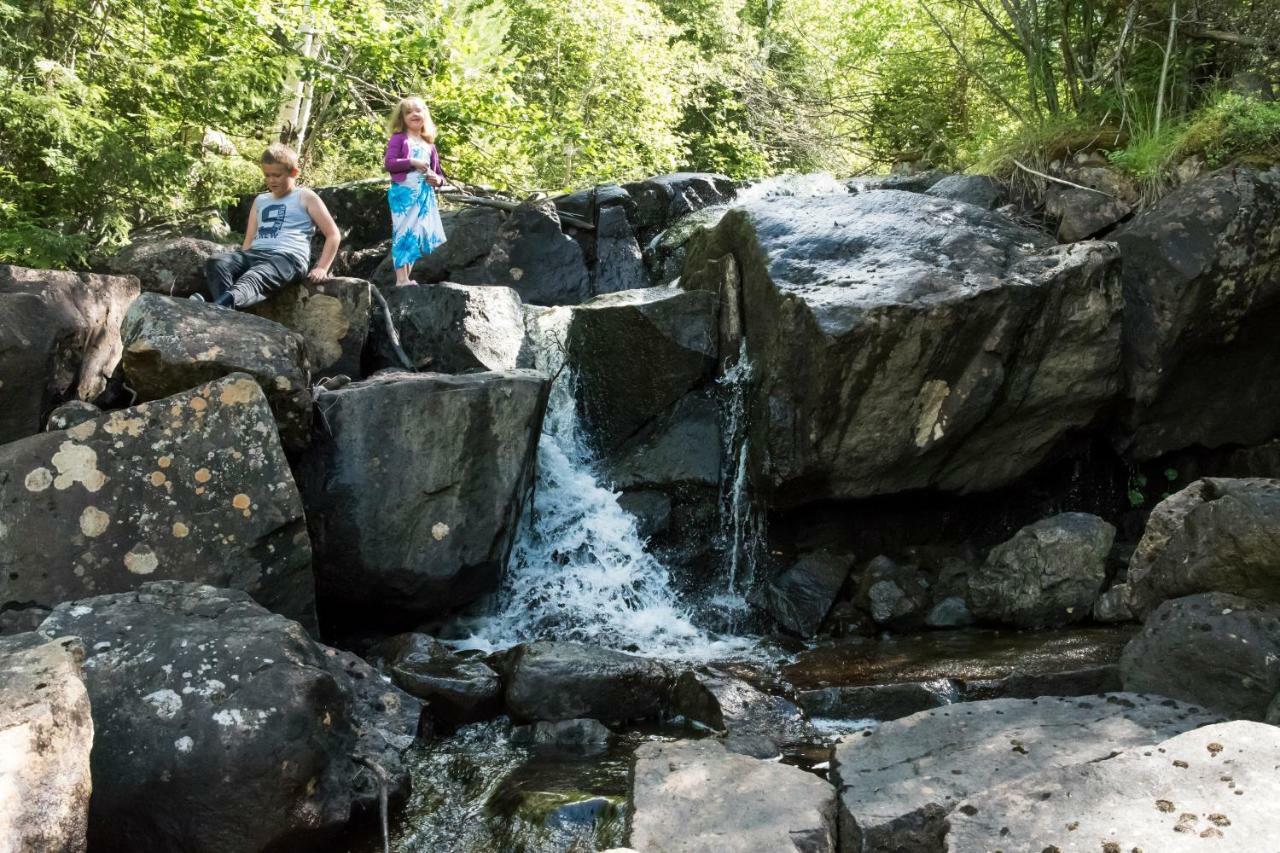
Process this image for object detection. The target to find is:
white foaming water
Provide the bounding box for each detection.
[735,172,849,203]
[449,307,752,662]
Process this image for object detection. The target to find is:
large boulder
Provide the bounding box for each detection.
[366,282,526,374]
[755,551,855,638]
[1044,165,1138,242]
[0,264,140,444]
[37,582,421,853]
[622,172,736,240]
[105,236,234,297]
[1121,592,1280,720]
[0,633,93,853]
[302,370,547,617]
[1113,166,1280,458]
[832,694,1222,853]
[121,293,312,451]
[630,738,836,853]
[1127,478,1280,616]
[946,720,1280,851]
[370,206,506,286]
[0,374,316,631]
[968,512,1115,629]
[475,201,591,306]
[247,277,370,380]
[502,641,673,722]
[592,204,650,294]
[681,190,1124,506]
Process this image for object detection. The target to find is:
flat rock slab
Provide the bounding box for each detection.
[0,633,93,853]
[504,641,672,723]
[247,277,370,379]
[122,293,312,451]
[0,374,315,631]
[832,694,1223,853]
[946,720,1280,851]
[630,738,836,852]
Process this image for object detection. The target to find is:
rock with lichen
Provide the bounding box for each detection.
[246,277,370,380]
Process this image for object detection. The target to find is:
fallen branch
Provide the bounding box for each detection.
[1185,27,1274,50]
[438,189,595,231]
[1012,159,1118,197]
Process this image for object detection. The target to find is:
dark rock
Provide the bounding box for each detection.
[604,390,722,490]
[1120,592,1280,720]
[503,641,673,722]
[475,201,590,306]
[552,183,635,222]
[592,205,649,294]
[247,277,370,380]
[371,206,506,287]
[846,170,949,193]
[924,175,1004,209]
[1127,478,1280,616]
[0,374,315,631]
[1114,166,1280,459]
[0,264,140,444]
[670,669,815,758]
[962,664,1122,700]
[797,679,959,723]
[681,190,1123,506]
[924,596,973,628]
[1045,166,1137,242]
[121,293,312,452]
[1092,584,1135,623]
[37,582,421,853]
[44,400,101,432]
[366,283,525,374]
[106,236,234,297]
[302,370,547,618]
[0,633,92,852]
[756,551,854,638]
[622,173,736,237]
[0,605,50,635]
[367,633,500,722]
[858,555,931,629]
[510,718,613,752]
[647,206,729,285]
[969,513,1115,629]
[617,489,673,539]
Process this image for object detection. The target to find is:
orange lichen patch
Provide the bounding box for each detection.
[195,345,223,362]
[158,456,172,468]
[172,522,190,538]
[194,468,212,484]
[103,412,146,437]
[195,487,206,496]
[149,471,167,487]
[190,397,208,412]
[232,494,251,510]
[219,378,260,406]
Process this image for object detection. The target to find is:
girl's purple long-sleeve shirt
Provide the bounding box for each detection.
[384,132,443,183]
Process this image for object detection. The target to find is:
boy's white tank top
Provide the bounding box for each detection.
[250,189,313,268]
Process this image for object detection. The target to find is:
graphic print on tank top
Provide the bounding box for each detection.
[258,203,287,239]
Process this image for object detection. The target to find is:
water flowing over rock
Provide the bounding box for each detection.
[1114,166,1280,459]
[0,374,315,631]
[0,264,140,444]
[366,282,526,373]
[106,236,233,297]
[630,739,836,853]
[681,190,1124,506]
[121,293,312,451]
[246,277,370,380]
[37,582,421,853]
[1126,478,1280,616]
[1121,592,1280,720]
[946,720,1280,852]
[0,633,93,853]
[968,512,1115,629]
[501,641,673,722]
[302,370,547,618]
[832,694,1222,853]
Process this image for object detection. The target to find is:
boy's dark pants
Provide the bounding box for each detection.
[205,249,306,308]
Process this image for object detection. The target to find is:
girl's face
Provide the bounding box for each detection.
[403,101,427,131]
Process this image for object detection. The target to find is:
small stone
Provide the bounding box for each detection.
[1155,799,1175,812]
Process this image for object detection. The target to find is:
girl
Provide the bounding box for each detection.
[384,96,448,286]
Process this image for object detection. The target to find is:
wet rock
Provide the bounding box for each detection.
[631,738,836,853]
[247,277,370,380]
[962,664,1122,700]
[969,513,1114,629]
[567,286,718,453]
[366,282,525,374]
[106,235,233,297]
[924,596,973,628]
[1127,478,1280,616]
[367,633,500,722]
[37,582,421,853]
[924,175,1003,209]
[798,679,960,723]
[302,370,547,618]
[682,191,1123,506]
[858,555,931,629]
[946,720,1280,852]
[1093,583,1135,622]
[593,205,649,294]
[0,264,140,444]
[510,718,613,752]
[756,551,854,638]
[622,172,736,239]
[45,400,101,432]
[832,694,1222,853]
[1120,592,1280,720]
[616,489,673,538]
[604,391,722,490]
[846,171,949,193]
[0,374,315,631]
[503,641,673,723]
[0,633,93,853]
[1114,166,1280,459]
[475,201,590,306]
[671,669,815,759]
[121,293,312,451]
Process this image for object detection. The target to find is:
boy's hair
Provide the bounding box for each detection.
[261,142,300,172]
[389,97,437,143]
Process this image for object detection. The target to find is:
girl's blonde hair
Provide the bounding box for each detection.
[390,97,436,142]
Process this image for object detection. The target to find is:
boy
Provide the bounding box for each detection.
[199,143,340,308]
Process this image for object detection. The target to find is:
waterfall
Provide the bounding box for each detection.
[449,308,748,661]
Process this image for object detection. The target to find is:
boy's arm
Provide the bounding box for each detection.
[241,204,257,251]
[303,190,341,282]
